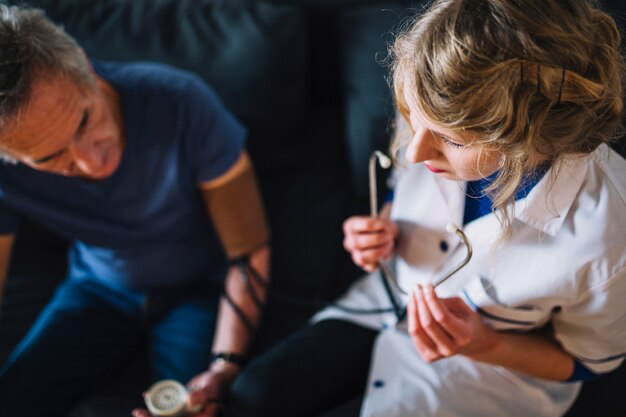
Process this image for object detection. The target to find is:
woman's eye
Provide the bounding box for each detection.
[440,135,464,147]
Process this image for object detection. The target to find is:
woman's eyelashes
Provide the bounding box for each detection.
[439,134,464,148]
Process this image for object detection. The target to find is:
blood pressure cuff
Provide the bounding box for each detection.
[201,157,269,258]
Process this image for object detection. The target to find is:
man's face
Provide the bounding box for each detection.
[1,72,124,180]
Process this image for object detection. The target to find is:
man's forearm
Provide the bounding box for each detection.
[466,330,575,381]
[210,245,270,357]
[0,234,16,307]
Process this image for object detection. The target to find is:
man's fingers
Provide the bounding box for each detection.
[194,402,219,417]
[131,409,150,417]
[188,389,209,407]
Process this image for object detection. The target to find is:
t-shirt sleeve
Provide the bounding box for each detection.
[0,199,20,234]
[552,266,626,374]
[182,76,247,183]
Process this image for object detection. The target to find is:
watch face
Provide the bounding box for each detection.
[152,385,184,410]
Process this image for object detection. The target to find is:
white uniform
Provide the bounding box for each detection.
[314,144,626,417]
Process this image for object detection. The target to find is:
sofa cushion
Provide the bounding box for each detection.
[20,0,309,172]
[338,2,413,202]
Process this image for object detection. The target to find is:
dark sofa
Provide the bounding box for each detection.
[0,1,623,416]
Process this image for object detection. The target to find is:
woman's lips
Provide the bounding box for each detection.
[424,163,446,173]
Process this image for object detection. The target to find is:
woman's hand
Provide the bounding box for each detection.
[131,363,239,417]
[343,215,398,272]
[407,284,498,362]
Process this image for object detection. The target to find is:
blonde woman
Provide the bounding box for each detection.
[226,1,625,417]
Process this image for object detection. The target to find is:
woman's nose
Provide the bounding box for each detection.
[405,127,438,163]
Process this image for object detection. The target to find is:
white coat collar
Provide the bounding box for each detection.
[431,174,465,228]
[513,151,590,237]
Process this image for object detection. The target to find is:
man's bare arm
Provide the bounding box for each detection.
[0,234,16,304]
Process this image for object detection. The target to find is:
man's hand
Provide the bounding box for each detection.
[407,283,497,362]
[131,363,239,417]
[343,216,398,272]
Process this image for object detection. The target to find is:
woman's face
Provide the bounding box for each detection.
[403,94,503,181]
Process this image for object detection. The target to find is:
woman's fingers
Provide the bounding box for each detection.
[343,216,397,271]
[351,241,394,269]
[415,285,457,357]
[352,229,395,249]
[408,286,440,362]
[422,285,470,345]
[344,221,395,247]
[445,296,475,317]
[408,285,485,361]
[344,232,392,254]
[344,216,388,233]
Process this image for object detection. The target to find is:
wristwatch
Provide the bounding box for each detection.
[210,351,246,368]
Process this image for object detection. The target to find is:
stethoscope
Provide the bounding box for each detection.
[366,151,473,320]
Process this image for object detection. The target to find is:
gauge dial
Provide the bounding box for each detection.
[146,380,188,417]
[152,385,183,410]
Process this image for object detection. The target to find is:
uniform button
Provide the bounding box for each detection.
[439,240,449,252]
[373,380,385,388]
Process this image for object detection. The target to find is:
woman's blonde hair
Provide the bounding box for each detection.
[390,0,624,238]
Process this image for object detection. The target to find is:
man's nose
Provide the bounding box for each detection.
[405,127,438,163]
[69,138,103,174]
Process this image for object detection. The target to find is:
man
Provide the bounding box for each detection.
[0,5,270,416]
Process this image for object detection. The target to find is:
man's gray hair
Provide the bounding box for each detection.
[0,4,94,144]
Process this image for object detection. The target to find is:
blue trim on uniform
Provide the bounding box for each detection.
[462,289,536,326]
[463,164,550,225]
[565,360,600,382]
[383,190,395,205]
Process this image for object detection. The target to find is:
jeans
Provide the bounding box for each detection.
[0,276,219,417]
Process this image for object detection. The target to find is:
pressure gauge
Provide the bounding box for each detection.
[145,379,201,417]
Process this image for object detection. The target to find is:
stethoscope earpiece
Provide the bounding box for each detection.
[446,222,460,234]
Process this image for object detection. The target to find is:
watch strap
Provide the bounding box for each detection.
[210,351,246,367]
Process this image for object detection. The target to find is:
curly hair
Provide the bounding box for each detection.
[390,0,625,238]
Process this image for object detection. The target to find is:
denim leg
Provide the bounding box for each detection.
[148,289,219,383]
[0,278,144,417]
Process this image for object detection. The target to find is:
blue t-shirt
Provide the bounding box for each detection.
[0,61,246,289]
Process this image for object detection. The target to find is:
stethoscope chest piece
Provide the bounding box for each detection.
[145,379,200,417]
